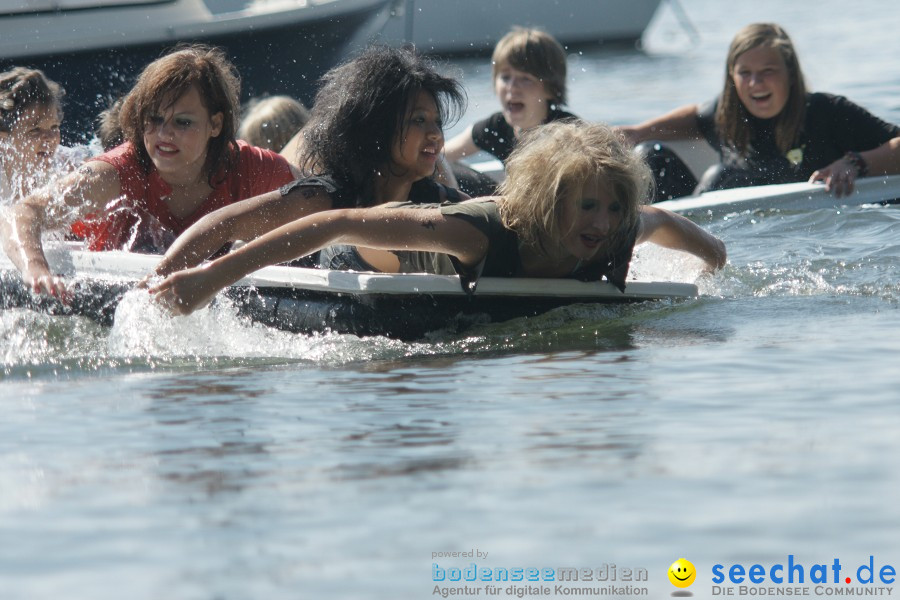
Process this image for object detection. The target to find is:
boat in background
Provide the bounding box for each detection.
[367,0,663,55]
[0,0,390,141]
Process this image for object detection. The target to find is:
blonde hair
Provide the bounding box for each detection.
[497,121,650,251]
[237,95,309,152]
[491,27,567,106]
[716,23,807,154]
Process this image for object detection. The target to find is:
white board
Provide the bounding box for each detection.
[654,174,900,217]
[16,243,698,302]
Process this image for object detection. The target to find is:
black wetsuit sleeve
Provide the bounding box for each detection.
[279,175,347,207]
[547,108,581,124]
[408,178,463,204]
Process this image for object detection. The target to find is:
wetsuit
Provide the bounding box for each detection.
[694,92,900,190]
[470,107,580,162]
[390,199,637,294]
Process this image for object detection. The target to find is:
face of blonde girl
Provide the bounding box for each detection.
[0,102,62,171]
[557,174,623,261]
[731,44,791,120]
[142,85,223,183]
[494,64,554,133]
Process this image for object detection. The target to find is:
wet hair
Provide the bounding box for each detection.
[716,22,807,155]
[95,96,125,151]
[491,27,568,107]
[237,95,309,152]
[298,45,465,205]
[0,67,64,134]
[117,44,241,184]
[497,121,650,254]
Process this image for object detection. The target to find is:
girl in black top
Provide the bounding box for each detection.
[151,122,726,314]
[619,23,900,198]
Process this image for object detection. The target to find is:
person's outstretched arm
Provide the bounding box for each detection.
[0,161,121,299]
[149,204,490,315]
[444,125,479,162]
[434,154,461,190]
[152,186,334,278]
[278,129,304,168]
[616,104,703,146]
[636,205,726,271]
[809,135,900,197]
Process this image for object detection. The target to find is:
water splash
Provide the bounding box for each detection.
[107,289,441,367]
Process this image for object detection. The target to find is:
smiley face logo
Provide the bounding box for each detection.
[668,558,696,588]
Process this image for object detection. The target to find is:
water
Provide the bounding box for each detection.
[3,0,900,598]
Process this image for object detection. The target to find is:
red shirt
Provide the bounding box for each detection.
[73,140,295,252]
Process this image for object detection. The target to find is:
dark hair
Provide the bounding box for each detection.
[491,27,567,107]
[298,45,465,204]
[716,23,807,154]
[118,44,241,184]
[0,67,64,133]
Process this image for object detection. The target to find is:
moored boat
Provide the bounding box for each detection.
[368,0,663,55]
[0,0,390,140]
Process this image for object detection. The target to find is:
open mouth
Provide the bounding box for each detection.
[155,143,179,156]
[506,101,525,114]
[580,233,604,248]
[750,91,772,102]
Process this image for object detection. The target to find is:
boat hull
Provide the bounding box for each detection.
[1,0,387,142]
[372,0,662,55]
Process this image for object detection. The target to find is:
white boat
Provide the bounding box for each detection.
[0,242,697,339]
[367,0,663,54]
[0,0,390,138]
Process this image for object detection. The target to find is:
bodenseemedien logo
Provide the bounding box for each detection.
[431,561,650,597]
[669,558,697,596]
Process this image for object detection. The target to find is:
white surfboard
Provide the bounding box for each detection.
[653,174,900,217]
[1,243,698,338]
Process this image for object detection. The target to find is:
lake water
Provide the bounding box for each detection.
[3,0,900,598]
